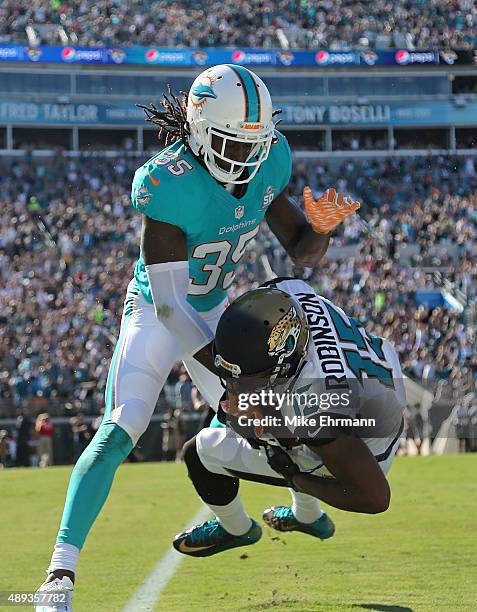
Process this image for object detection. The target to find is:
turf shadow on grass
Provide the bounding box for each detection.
[353,605,413,612]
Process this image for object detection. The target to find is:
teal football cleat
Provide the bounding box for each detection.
[173,518,262,557]
[263,505,335,540]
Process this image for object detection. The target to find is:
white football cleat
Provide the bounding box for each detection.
[34,576,74,612]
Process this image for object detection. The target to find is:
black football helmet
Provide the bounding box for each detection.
[214,287,309,387]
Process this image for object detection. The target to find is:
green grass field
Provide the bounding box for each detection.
[1,455,476,612]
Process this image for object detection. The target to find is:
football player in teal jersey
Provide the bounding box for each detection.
[36,64,360,610]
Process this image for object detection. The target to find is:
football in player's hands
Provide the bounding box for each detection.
[265,445,301,486]
[303,185,361,234]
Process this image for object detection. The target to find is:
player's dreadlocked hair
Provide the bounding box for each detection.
[137,85,191,150]
[137,85,283,150]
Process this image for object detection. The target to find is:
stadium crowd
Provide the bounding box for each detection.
[0,0,476,50]
[0,152,476,464]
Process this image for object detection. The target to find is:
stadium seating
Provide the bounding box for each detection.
[0,155,475,419]
[0,0,475,49]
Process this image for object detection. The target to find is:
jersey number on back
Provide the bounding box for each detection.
[325,302,394,389]
[189,226,259,295]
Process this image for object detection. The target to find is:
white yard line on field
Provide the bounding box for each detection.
[123,504,210,612]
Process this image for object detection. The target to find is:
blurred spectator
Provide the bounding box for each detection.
[70,413,92,461]
[469,402,477,452]
[15,410,33,467]
[191,386,208,416]
[35,412,54,467]
[452,400,477,452]
[403,404,425,455]
[177,404,206,447]
[161,407,182,462]
[176,373,193,412]
[0,429,10,468]
[453,402,470,452]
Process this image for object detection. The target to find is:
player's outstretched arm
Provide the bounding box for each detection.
[265,187,361,269]
[265,189,330,268]
[291,434,390,514]
[142,216,217,374]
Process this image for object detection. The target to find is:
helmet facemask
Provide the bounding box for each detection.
[197,119,273,184]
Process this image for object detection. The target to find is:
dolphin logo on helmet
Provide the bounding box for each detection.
[190,75,218,108]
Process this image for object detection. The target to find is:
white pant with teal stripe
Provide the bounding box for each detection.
[103,279,225,446]
[55,280,225,551]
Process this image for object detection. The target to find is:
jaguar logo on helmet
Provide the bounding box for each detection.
[267,306,303,358]
[190,73,217,108]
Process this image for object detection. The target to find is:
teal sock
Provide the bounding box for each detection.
[56,422,133,549]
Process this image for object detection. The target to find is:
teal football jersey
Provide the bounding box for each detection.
[131,131,292,312]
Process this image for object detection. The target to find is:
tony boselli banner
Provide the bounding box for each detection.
[1,99,477,127]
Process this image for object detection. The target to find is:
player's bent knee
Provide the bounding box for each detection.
[108,398,154,446]
[182,436,198,466]
[183,435,239,505]
[195,427,228,462]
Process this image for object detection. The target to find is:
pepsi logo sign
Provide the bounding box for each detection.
[315,50,329,64]
[61,47,75,62]
[232,50,246,63]
[315,51,355,65]
[231,50,273,64]
[395,50,435,65]
[145,49,159,63]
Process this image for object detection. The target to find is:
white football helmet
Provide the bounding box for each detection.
[187,64,274,184]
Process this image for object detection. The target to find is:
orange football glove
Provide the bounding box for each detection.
[303,186,361,234]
